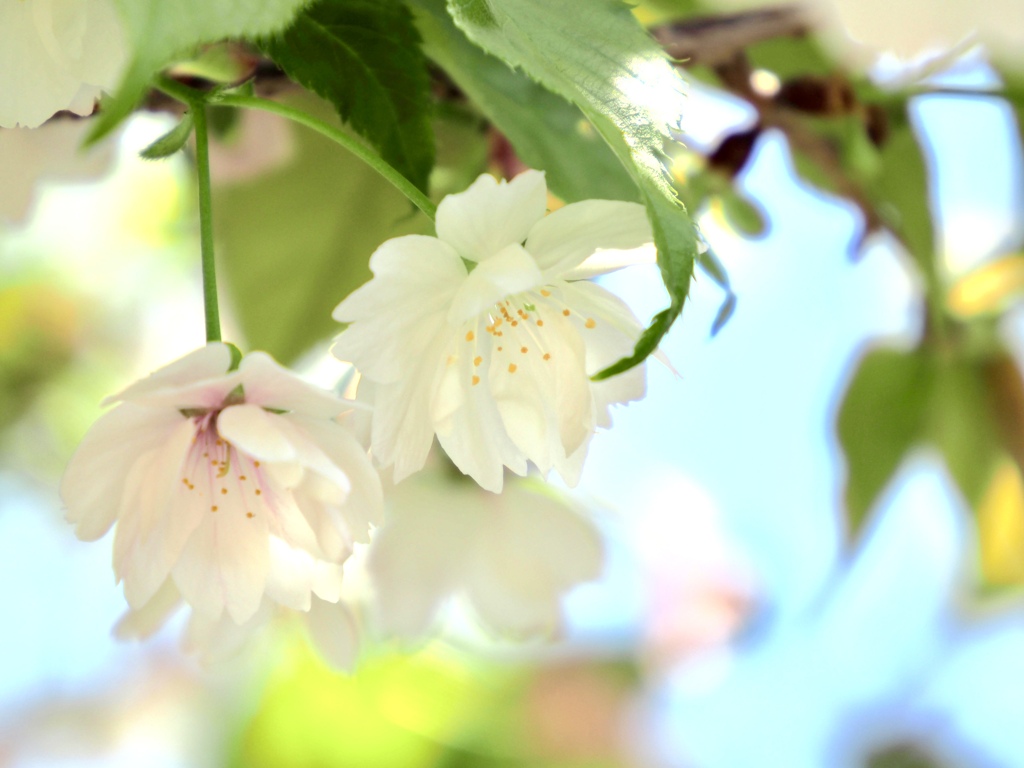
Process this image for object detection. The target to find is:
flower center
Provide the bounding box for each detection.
[180,411,269,520]
[457,288,599,387]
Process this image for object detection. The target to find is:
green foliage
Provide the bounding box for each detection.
[838,347,935,532]
[678,167,768,240]
[260,0,435,191]
[235,645,484,767]
[867,115,934,268]
[410,0,638,204]
[927,358,1003,509]
[91,0,309,142]
[697,250,738,336]
[139,110,195,160]
[441,0,701,378]
[838,346,1003,536]
[232,636,632,768]
[214,96,428,363]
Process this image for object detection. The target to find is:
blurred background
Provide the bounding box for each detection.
[2,0,1024,766]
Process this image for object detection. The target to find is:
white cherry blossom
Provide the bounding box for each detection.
[61,343,383,642]
[368,470,604,639]
[332,170,653,492]
[1,0,126,129]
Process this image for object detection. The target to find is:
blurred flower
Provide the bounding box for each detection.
[368,470,603,638]
[643,461,1024,768]
[333,170,653,492]
[0,0,126,129]
[711,0,1024,68]
[0,119,116,224]
[632,475,757,667]
[61,343,382,666]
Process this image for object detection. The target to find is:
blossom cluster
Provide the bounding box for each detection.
[61,170,657,666]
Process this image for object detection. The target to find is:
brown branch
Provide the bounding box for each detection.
[652,5,813,66]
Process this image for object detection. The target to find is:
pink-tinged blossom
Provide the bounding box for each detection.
[61,343,382,665]
[332,170,653,492]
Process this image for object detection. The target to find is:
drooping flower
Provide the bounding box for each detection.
[115,579,363,671]
[367,467,603,639]
[0,0,126,129]
[332,170,653,492]
[61,343,383,645]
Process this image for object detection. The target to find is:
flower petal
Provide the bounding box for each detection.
[368,478,478,637]
[265,536,316,611]
[115,419,205,610]
[292,486,354,563]
[218,403,297,462]
[436,171,548,262]
[561,242,657,281]
[286,415,384,541]
[447,243,544,325]
[312,561,347,603]
[0,0,124,129]
[239,352,349,418]
[61,402,182,541]
[306,598,360,672]
[432,320,529,492]
[172,486,271,623]
[559,280,647,424]
[466,486,603,636]
[333,235,465,385]
[485,306,592,479]
[366,328,452,482]
[113,579,181,640]
[525,200,651,281]
[183,601,273,664]
[105,343,232,405]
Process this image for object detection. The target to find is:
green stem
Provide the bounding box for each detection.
[155,76,222,343]
[156,77,437,221]
[215,93,437,221]
[192,102,222,343]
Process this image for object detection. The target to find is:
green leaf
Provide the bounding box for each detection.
[259,0,435,191]
[139,110,195,159]
[214,95,429,363]
[90,0,309,142]
[837,347,934,533]
[697,249,738,336]
[710,293,738,336]
[866,114,934,266]
[838,346,1004,536]
[441,0,701,378]
[409,0,637,204]
[714,188,769,238]
[927,359,1002,507]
